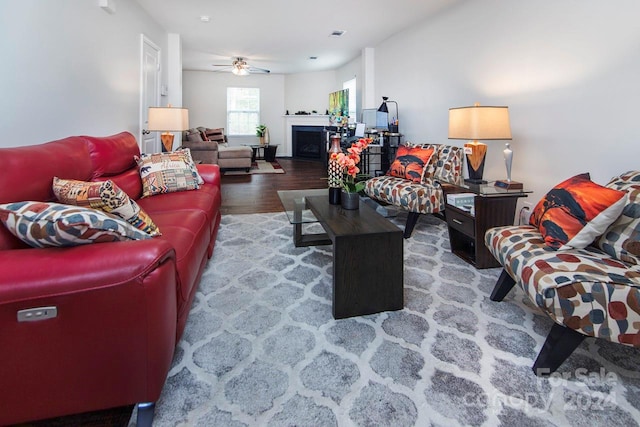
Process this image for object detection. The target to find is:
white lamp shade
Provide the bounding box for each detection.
[448,105,512,140]
[147,107,189,131]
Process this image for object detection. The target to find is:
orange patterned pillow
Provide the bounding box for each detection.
[53,177,161,236]
[529,173,627,249]
[387,146,435,183]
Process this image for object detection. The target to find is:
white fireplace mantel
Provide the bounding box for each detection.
[283,115,331,157]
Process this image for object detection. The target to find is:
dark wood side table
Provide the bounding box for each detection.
[246,144,265,162]
[443,182,530,269]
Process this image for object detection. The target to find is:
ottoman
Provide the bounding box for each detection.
[218,144,252,171]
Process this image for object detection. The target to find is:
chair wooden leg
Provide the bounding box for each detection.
[532,323,586,376]
[404,212,420,238]
[490,269,516,301]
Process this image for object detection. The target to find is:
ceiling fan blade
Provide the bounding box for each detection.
[248,66,271,74]
[212,66,233,73]
[212,64,232,67]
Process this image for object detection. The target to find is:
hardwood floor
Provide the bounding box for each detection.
[220,158,328,215]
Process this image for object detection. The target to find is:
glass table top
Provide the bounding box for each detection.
[277,188,328,224]
[440,179,532,197]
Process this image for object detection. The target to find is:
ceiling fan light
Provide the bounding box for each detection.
[232,66,249,76]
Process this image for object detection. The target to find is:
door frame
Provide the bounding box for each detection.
[139,34,161,152]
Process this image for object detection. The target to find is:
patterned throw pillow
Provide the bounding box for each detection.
[403,143,440,181]
[52,177,161,236]
[205,128,225,143]
[529,173,627,250]
[432,145,463,185]
[0,201,151,248]
[186,131,204,143]
[176,147,204,185]
[596,170,640,265]
[387,145,435,183]
[136,150,202,198]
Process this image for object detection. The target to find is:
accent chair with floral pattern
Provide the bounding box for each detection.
[364,143,463,238]
[485,171,640,375]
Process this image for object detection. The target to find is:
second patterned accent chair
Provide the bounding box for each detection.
[364,143,463,238]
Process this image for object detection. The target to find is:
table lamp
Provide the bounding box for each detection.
[378,96,399,132]
[147,105,189,152]
[448,103,512,185]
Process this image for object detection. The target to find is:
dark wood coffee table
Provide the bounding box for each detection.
[278,190,404,319]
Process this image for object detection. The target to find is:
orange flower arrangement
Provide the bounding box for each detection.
[331,137,372,193]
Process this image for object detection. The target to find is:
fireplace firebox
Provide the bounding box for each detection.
[292,126,325,162]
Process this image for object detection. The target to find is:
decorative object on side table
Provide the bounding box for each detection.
[495,142,523,190]
[331,137,372,210]
[256,124,268,146]
[448,103,512,184]
[147,105,189,152]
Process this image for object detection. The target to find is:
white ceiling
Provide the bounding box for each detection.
[134,0,459,74]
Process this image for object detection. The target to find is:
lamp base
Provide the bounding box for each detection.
[464,141,487,184]
[495,180,523,190]
[161,133,174,152]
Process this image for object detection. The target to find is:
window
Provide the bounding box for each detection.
[227,87,260,135]
[343,78,356,122]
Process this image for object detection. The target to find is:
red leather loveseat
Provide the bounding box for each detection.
[0,132,221,426]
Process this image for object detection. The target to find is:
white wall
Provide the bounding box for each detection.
[183,71,285,147]
[375,0,640,202]
[166,34,183,107]
[0,0,168,147]
[284,71,337,114]
[336,56,362,121]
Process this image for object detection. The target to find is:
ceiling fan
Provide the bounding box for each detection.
[212,57,270,76]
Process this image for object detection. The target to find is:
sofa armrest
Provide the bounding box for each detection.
[0,239,176,301]
[0,239,178,424]
[197,163,221,187]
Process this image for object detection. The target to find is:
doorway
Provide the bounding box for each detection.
[140,35,160,154]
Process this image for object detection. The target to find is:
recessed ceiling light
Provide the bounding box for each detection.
[330,30,346,37]
[200,15,211,22]
[309,56,318,60]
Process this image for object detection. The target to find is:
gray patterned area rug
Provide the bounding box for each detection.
[143,212,640,426]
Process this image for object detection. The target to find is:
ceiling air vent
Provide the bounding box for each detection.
[330,30,346,37]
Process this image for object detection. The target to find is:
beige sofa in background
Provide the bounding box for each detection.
[182,127,252,171]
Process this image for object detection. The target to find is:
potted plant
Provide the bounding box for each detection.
[331,137,372,209]
[256,124,268,145]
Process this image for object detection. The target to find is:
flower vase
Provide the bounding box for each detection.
[327,135,342,205]
[264,128,270,146]
[341,190,359,210]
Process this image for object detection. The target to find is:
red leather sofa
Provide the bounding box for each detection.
[0,132,221,426]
